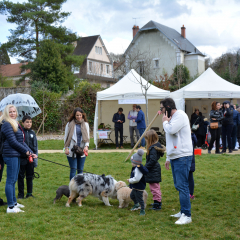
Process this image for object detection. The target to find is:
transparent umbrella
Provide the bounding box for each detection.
[0,93,42,121]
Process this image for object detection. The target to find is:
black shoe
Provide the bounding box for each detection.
[221,150,226,153]
[233,149,238,151]
[208,150,211,154]
[229,150,232,153]
[25,194,35,198]
[17,195,24,199]
[149,202,162,210]
[0,198,7,206]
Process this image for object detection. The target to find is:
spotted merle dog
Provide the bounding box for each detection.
[66,173,118,207]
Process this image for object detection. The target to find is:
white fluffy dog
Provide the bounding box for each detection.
[115,181,148,209]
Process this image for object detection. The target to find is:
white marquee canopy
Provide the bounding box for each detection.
[170,67,240,110]
[94,69,170,147]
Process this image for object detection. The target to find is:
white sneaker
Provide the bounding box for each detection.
[175,213,192,225]
[7,207,24,213]
[170,211,182,218]
[15,203,25,208]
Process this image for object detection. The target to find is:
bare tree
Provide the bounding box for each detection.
[116,50,160,124]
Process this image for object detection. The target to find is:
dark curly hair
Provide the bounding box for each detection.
[68,107,88,123]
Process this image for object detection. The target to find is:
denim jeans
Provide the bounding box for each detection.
[170,156,192,217]
[138,128,146,147]
[67,156,86,180]
[3,157,20,207]
[231,125,237,150]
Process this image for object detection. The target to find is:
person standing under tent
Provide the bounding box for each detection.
[128,104,140,148]
[112,108,125,149]
[133,105,146,149]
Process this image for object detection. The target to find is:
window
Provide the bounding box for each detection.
[107,83,110,88]
[106,65,109,74]
[95,46,102,55]
[72,65,80,74]
[89,61,92,72]
[101,64,103,73]
[155,60,159,68]
[138,61,144,76]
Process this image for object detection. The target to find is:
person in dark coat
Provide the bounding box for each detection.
[144,130,165,210]
[189,132,197,200]
[221,101,233,153]
[237,108,240,148]
[0,105,37,213]
[195,112,205,148]
[112,108,125,149]
[18,115,38,199]
[208,101,224,154]
[231,107,239,151]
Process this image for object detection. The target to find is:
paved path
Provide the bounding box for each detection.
[39,149,240,154]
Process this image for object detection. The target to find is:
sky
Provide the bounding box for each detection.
[0,0,240,64]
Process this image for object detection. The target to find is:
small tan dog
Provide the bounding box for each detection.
[115,181,148,209]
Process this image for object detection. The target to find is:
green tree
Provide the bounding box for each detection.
[0,0,77,60]
[30,40,70,92]
[172,64,190,88]
[0,44,11,65]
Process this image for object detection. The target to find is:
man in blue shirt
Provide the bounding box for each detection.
[112,108,125,149]
[133,105,146,149]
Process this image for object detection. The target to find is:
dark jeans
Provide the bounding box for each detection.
[222,124,233,151]
[3,157,20,208]
[0,156,4,182]
[129,126,140,148]
[188,171,194,196]
[231,125,237,149]
[18,162,34,197]
[67,156,86,180]
[197,134,205,147]
[208,127,221,152]
[130,189,145,210]
[138,128,146,147]
[115,127,123,147]
[170,156,192,217]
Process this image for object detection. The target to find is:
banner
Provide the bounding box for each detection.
[118,99,146,104]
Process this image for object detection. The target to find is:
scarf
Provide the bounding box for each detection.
[64,119,89,148]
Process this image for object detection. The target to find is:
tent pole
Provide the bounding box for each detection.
[124,112,159,162]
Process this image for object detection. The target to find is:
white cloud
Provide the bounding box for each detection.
[102,37,131,54]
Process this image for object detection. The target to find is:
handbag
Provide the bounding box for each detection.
[210,122,218,129]
[191,117,199,131]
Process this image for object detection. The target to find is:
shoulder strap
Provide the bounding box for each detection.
[193,117,199,125]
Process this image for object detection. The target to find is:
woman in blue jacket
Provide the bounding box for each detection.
[0,105,37,213]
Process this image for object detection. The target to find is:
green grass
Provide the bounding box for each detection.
[38,138,133,150]
[0,153,239,239]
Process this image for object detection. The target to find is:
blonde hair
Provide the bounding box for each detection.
[144,130,159,155]
[0,105,19,132]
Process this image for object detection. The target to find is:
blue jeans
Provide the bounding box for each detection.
[67,156,86,180]
[170,156,192,217]
[4,157,20,207]
[138,128,146,147]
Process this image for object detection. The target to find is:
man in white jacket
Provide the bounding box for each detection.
[160,98,193,225]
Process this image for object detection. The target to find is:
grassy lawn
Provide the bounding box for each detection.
[38,138,133,150]
[0,153,239,239]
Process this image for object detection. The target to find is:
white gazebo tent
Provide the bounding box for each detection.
[170,68,240,117]
[94,69,170,147]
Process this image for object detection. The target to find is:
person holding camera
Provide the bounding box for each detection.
[64,107,90,180]
[0,105,37,213]
[159,98,193,225]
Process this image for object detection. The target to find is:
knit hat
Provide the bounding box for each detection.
[131,149,144,165]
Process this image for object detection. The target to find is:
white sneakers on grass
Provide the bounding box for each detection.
[7,207,25,213]
[6,203,25,213]
[170,212,192,225]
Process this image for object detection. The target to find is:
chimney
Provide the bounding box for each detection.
[132,25,139,39]
[181,25,186,38]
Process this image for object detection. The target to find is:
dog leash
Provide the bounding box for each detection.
[37,156,94,174]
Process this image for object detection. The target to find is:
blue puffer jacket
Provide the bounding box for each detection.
[1,121,31,158]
